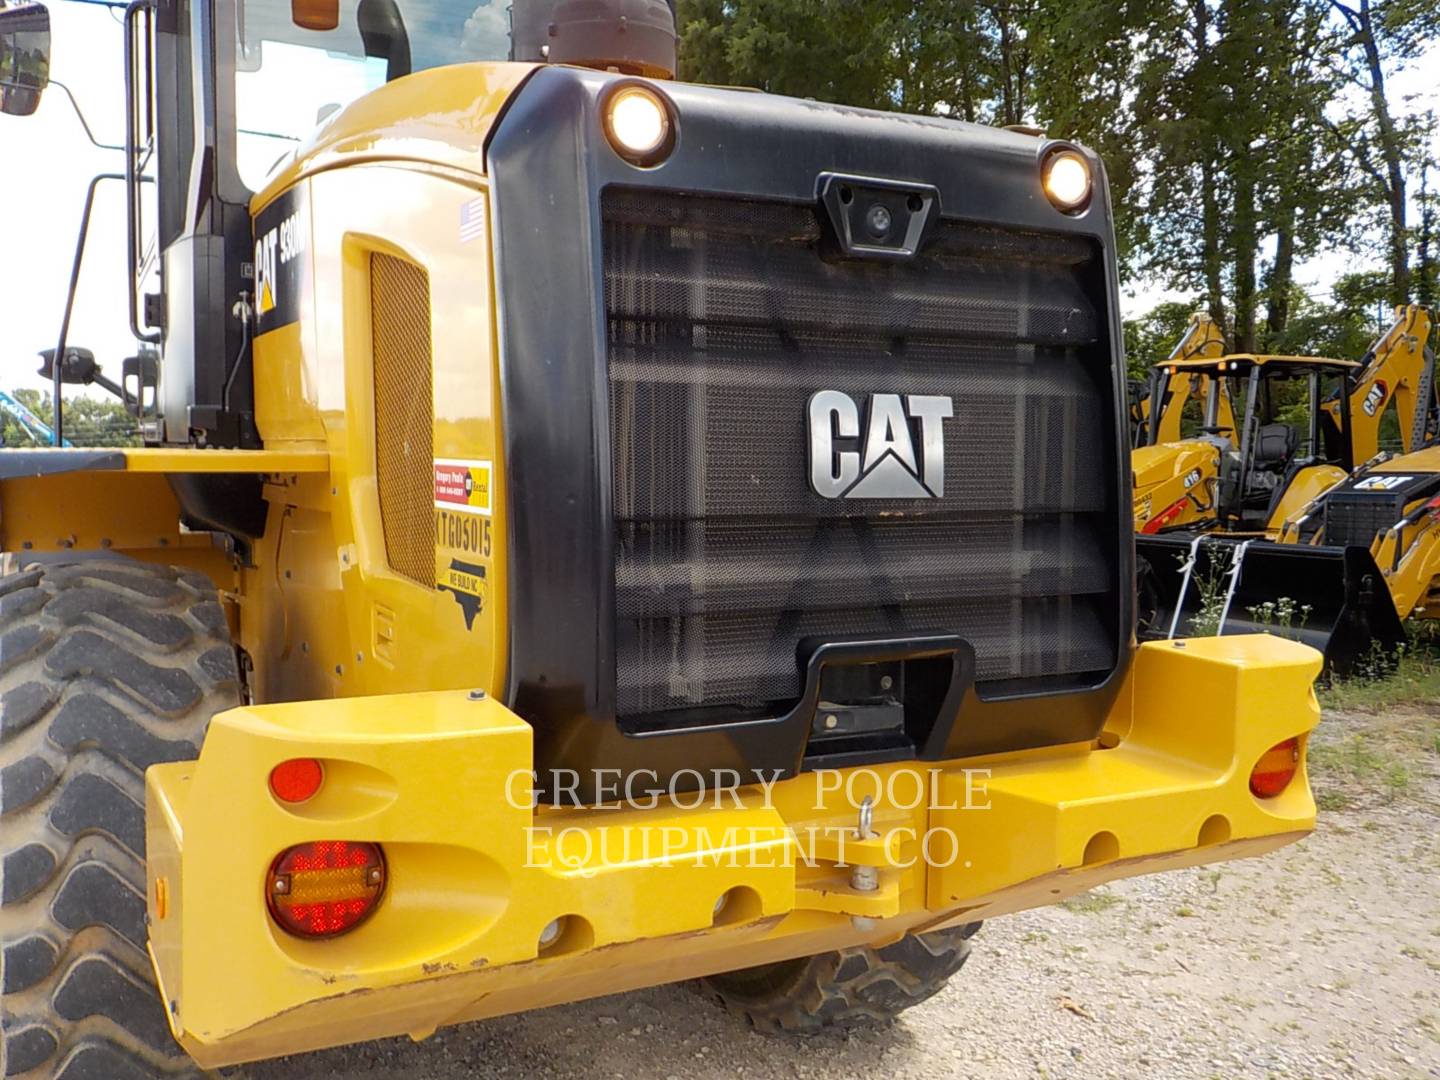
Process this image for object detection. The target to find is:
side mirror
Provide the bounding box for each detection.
[38,345,100,386]
[0,1,50,118]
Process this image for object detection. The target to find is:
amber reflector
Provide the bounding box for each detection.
[1249,737,1301,798]
[266,841,385,938]
[269,758,324,803]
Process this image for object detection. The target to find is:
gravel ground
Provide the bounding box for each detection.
[246,703,1440,1080]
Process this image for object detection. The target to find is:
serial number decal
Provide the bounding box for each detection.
[435,506,492,631]
[434,458,493,516]
[435,508,492,556]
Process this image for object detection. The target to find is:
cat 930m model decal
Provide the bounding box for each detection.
[252,185,308,334]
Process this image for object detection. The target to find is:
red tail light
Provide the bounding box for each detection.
[1249,737,1301,798]
[266,841,385,938]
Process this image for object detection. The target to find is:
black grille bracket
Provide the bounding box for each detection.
[797,633,976,768]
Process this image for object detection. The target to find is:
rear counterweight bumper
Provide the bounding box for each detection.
[146,635,1319,1067]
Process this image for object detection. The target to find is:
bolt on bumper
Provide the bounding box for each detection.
[146,634,1319,1067]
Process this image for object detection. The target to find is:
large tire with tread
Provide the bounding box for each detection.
[704,921,981,1034]
[0,558,240,1079]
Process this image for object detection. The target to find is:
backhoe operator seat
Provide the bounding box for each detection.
[1239,421,1299,517]
[1253,422,1297,472]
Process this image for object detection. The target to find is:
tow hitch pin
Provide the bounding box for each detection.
[852,797,879,893]
[857,796,876,841]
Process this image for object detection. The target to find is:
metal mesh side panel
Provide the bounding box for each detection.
[603,189,1120,721]
[371,253,434,587]
[1324,494,1402,548]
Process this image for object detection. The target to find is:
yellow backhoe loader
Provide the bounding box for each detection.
[1132,306,1434,671]
[1273,449,1440,622]
[0,2,1322,1076]
[1274,415,1440,626]
[1129,311,1229,448]
[1262,308,1440,628]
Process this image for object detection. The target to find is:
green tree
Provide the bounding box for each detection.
[889,2,999,121]
[676,0,900,107]
[1123,300,1204,380]
[1027,0,1146,260]
[1266,271,1390,357]
[1056,0,1348,347]
[1319,0,1440,305]
[1412,129,1439,307]
[0,390,140,448]
[674,0,1433,337]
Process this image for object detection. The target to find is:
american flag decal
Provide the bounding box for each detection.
[459,197,487,244]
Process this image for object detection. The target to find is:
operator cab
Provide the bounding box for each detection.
[4,0,674,448]
[1147,353,1359,530]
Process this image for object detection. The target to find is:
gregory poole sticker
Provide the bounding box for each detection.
[434,459,492,516]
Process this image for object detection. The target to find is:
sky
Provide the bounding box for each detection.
[1,1,1436,401]
[2,2,143,397]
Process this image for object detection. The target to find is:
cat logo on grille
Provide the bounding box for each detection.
[807,391,953,499]
[1353,474,1414,491]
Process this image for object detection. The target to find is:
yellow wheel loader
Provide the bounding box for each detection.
[1132,306,1434,672]
[0,2,1322,1076]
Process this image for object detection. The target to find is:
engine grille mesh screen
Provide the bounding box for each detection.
[602,189,1118,722]
[1325,494,1404,548]
[371,252,434,587]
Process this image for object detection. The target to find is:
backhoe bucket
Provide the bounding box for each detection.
[1135,536,1405,677]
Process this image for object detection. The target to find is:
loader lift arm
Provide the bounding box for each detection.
[1288,448,1440,622]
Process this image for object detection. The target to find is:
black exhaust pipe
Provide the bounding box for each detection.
[510,0,678,79]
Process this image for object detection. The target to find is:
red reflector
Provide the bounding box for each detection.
[1141,497,1188,534]
[269,758,324,803]
[267,841,385,938]
[1249,737,1301,798]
